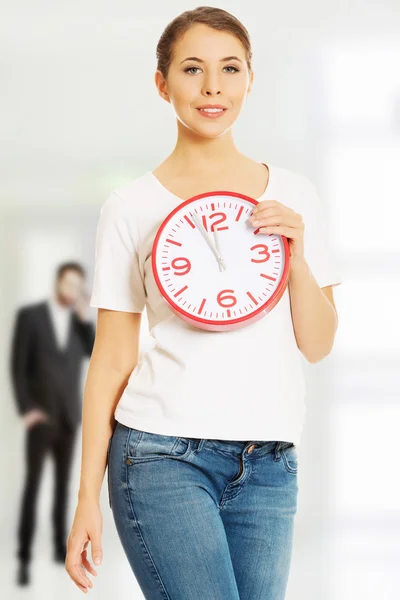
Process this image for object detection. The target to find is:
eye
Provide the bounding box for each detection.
[184,65,240,75]
[224,66,240,73]
[184,66,202,75]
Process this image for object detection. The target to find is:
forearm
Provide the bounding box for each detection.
[288,258,338,363]
[10,362,34,414]
[13,385,38,415]
[78,352,135,504]
[10,312,38,415]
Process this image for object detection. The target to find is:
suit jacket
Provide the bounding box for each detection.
[10,300,95,429]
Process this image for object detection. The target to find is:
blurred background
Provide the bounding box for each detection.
[1,1,399,598]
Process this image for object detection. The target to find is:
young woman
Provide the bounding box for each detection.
[66,6,342,599]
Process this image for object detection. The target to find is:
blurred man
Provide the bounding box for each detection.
[10,261,95,585]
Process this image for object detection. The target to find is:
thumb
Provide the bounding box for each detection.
[91,537,103,566]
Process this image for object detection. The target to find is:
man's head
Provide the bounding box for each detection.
[54,261,87,307]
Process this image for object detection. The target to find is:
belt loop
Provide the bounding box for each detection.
[274,441,282,460]
[195,438,205,452]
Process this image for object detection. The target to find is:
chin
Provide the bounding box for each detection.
[193,124,229,139]
[64,298,75,307]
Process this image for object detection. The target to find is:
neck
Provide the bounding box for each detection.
[171,124,243,174]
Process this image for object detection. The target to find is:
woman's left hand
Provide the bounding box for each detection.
[249,200,305,264]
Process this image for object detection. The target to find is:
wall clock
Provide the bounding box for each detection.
[151,190,290,331]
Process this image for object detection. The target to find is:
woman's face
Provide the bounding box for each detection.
[156,23,253,138]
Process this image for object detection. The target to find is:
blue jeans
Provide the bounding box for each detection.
[107,421,299,600]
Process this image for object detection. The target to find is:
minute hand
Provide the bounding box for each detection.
[190,211,227,271]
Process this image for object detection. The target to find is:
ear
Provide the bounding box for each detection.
[155,70,170,103]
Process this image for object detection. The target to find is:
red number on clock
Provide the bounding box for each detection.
[201,212,229,232]
[171,257,191,276]
[217,289,237,308]
[250,243,271,263]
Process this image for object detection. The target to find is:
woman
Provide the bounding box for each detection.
[66,6,342,598]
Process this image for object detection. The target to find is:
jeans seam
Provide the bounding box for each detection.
[219,459,254,510]
[125,464,171,600]
[207,445,241,459]
[126,427,144,457]
[125,436,193,462]
[281,448,298,474]
[172,438,193,460]
[170,436,181,454]
[178,443,194,460]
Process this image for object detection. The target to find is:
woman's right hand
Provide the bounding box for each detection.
[65,497,103,593]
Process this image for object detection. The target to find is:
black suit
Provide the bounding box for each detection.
[10,299,95,563]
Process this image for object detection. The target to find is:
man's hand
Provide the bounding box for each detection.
[23,408,49,429]
[74,290,91,322]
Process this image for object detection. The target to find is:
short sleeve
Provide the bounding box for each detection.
[89,191,146,313]
[300,176,343,288]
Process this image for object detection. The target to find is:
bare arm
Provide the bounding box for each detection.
[288,258,338,363]
[77,308,142,504]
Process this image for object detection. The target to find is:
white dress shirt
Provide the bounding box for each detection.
[47,296,72,350]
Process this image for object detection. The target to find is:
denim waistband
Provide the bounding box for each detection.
[204,439,286,458]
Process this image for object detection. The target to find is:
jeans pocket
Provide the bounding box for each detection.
[281,443,298,474]
[126,428,192,464]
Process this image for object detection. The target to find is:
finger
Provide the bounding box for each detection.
[81,549,98,576]
[258,225,294,236]
[66,538,93,590]
[251,208,295,221]
[253,199,280,211]
[252,213,299,228]
[66,562,93,591]
[82,556,98,577]
[261,216,298,228]
[90,535,103,567]
[75,581,89,594]
[78,563,94,589]
[250,207,283,219]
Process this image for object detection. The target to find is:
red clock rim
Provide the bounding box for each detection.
[151,189,290,326]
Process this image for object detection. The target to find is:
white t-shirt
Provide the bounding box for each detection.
[90,163,343,445]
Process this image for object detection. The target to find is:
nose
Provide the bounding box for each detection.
[202,74,221,97]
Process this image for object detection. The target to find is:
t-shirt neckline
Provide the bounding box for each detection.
[146,162,273,204]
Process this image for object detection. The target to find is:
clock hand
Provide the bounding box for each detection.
[190,211,227,270]
[191,211,221,262]
[213,229,227,272]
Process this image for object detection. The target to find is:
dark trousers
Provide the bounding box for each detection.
[16,416,78,563]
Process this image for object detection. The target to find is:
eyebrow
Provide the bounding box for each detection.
[180,56,243,64]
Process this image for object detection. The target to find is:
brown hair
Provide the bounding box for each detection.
[156,6,252,79]
[56,261,86,281]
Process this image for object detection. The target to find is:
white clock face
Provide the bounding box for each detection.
[152,191,290,331]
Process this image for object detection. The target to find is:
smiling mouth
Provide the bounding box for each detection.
[196,108,227,112]
[196,108,228,118]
